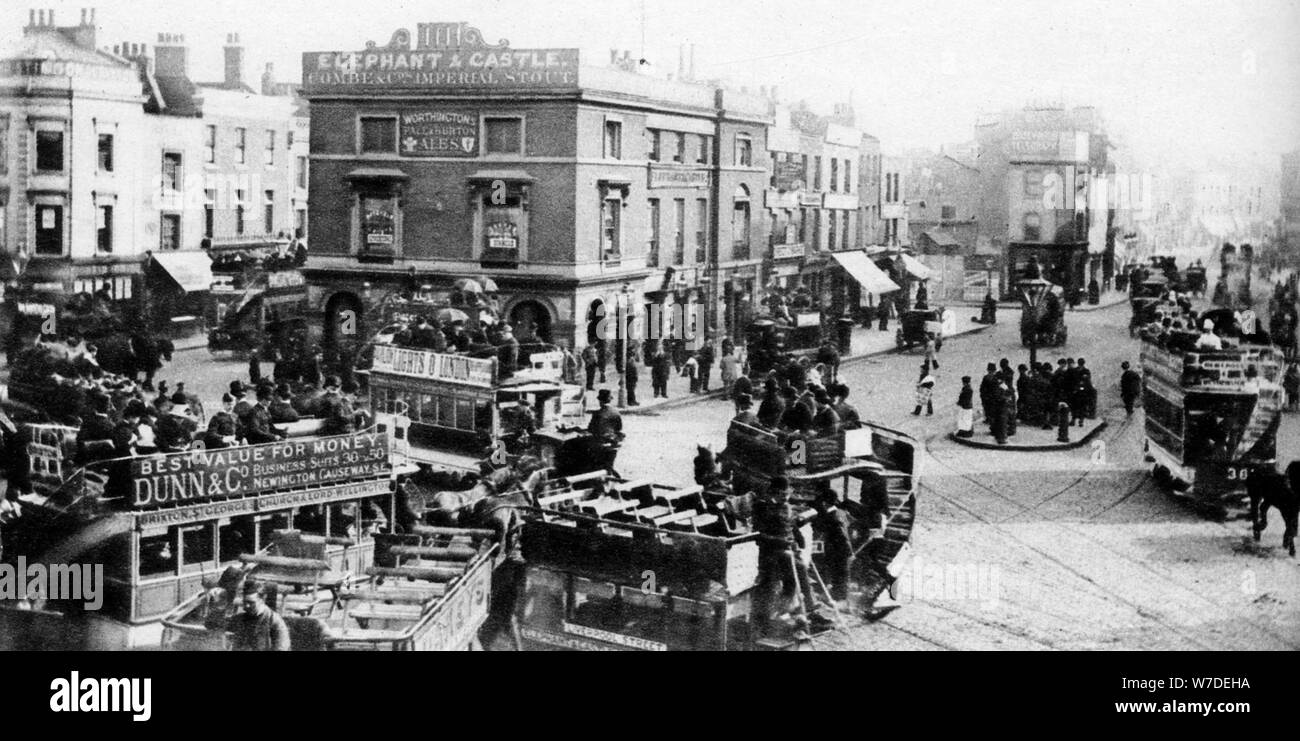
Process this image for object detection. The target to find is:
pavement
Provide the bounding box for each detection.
[949,417,1108,451]
[620,311,993,415]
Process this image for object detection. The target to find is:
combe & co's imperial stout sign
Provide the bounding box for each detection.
[130,431,389,509]
[302,21,579,92]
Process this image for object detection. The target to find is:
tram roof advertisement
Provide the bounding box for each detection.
[302,22,579,93]
[129,431,390,510]
[371,344,497,388]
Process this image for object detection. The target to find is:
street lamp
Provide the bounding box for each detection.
[617,281,632,409]
[1017,276,1053,368]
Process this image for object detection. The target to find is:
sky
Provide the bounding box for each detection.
[5,0,1299,169]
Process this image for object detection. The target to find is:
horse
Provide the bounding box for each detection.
[417,460,548,527]
[1247,461,1298,557]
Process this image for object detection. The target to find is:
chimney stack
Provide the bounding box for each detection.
[261,62,277,96]
[224,33,245,89]
[70,7,97,50]
[154,32,188,78]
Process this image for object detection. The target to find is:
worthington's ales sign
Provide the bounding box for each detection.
[129,431,389,509]
[303,21,578,92]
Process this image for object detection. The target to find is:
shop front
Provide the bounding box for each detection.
[142,251,216,341]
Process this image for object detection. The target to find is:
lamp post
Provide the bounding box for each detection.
[617,281,632,409]
[1017,276,1052,368]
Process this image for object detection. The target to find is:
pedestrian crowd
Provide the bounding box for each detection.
[955,356,1102,444]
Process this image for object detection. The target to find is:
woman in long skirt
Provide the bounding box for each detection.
[955,375,975,437]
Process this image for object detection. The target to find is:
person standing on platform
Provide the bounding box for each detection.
[955,376,975,438]
[697,342,715,393]
[651,346,671,399]
[979,363,999,428]
[248,347,262,388]
[720,346,741,399]
[682,353,700,394]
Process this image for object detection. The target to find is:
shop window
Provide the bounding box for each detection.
[483,116,523,155]
[36,130,63,171]
[138,531,177,578]
[360,116,396,154]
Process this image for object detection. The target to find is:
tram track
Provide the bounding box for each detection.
[917,417,1300,651]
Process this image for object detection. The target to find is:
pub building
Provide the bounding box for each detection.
[0,430,395,650]
[300,21,771,355]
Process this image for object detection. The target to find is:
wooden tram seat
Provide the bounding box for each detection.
[538,489,588,509]
[341,587,443,604]
[563,470,609,486]
[652,509,699,527]
[579,497,640,518]
[654,485,704,507]
[610,479,653,497]
[632,505,672,522]
[409,525,495,541]
[386,544,477,561]
[366,565,463,583]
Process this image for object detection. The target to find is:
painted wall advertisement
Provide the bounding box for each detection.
[400,111,478,157]
[303,48,579,91]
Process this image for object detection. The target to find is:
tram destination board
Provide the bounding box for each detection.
[129,431,390,510]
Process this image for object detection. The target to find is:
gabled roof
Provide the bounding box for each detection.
[2,29,127,67]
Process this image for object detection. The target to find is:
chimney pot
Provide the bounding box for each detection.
[90,8,95,23]
[29,9,35,26]
[48,9,54,25]
[80,8,86,24]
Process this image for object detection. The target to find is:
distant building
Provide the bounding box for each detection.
[0,9,307,341]
[973,105,1112,297]
[1281,150,1300,249]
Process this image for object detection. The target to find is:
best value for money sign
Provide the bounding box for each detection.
[129,432,390,510]
[400,111,478,156]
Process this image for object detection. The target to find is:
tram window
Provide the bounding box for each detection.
[255,513,291,551]
[295,505,328,537]
[474,400,492,431]
[218,516,257,563]
[180,525,216,573]
[456,399,476,431]
[329,503,357,540]
[138,531,178,578]
[437,395,455,427]
[362,495,391,535]
[417,393,433,421]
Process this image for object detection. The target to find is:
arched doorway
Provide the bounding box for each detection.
[324,291,364,351]
[509,300,552,344]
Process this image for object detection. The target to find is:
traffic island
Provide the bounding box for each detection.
[948,417,1108,451]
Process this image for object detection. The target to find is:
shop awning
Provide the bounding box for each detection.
[150,251,214,293]
[900,253,933,280]
[831,250,901,295]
